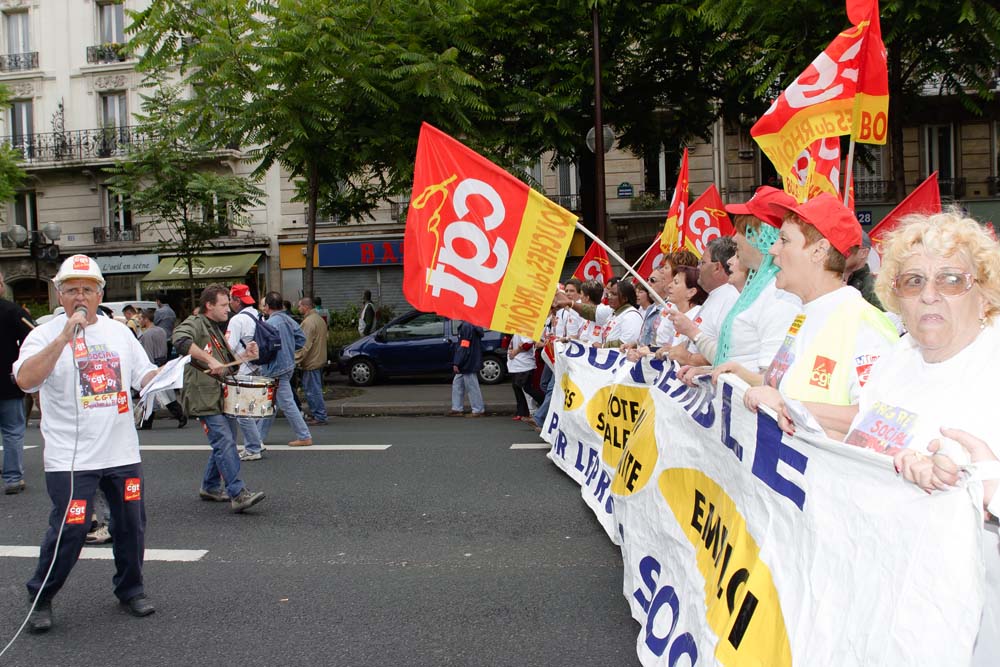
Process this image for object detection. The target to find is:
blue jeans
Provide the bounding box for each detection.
[0,397,26,485]
[236,417,264,454]
[200,415,245,498]
[451,373,484,414]
[301,368,327,422]
[533,367,555,428]
[257,371,312,442]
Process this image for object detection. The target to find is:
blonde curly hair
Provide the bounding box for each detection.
[874,208,1000,322]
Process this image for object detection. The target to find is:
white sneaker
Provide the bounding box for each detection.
[86,524,112,544]
[239,449,262,461]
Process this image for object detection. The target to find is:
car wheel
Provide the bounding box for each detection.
[479,356,505,385]
[348,358,377,386]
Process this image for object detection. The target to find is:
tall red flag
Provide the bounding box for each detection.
[869,173,942,258]
[751,1,888,178]
[403,123,576,339]
[659,149,689,253]
[635,240,667,282]
[785,137,843,204]
[572,242,614,284]
[681,185,735,258]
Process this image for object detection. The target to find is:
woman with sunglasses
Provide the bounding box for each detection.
[842,210,1000,664]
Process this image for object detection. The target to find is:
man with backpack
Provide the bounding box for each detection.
[225,284,267,461]
[256,292,312,447]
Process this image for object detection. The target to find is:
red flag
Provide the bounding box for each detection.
[572,242,614,284]
[751,1,888,178]
[869,173,941,258]
[681,185,735,258]
[403,123,577,339]
[635,240,667,282]
[659,149,689,253]
[785,137,843,204]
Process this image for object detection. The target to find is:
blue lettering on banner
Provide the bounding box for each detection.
[545,411,560,437]
[633,555,700,664]
[565,340,586,358]
[655,364,716,428]
[721,383,744,461]
[554,430,568,458]
[588,347,620,370]
[751,412,809,511]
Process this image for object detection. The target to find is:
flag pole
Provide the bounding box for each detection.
[843,137,856,206]
[630,237,660,271]
[574,221,668,308]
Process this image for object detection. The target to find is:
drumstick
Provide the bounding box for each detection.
[200,359,244,374]
[21,317,35,329]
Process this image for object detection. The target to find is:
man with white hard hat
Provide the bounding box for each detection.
[13,254,160,632]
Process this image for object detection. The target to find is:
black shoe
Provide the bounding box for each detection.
[167,401,187,428]
[27,599,52,633]
[139,418,154,431]
[230,488,266,513]
[177,414,187,428]
[120,594,155,617]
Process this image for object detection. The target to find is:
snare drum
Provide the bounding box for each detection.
[222,375,276,418]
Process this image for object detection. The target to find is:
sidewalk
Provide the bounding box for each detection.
[324,381,519,417]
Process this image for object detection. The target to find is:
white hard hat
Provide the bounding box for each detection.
[53,254,105,288]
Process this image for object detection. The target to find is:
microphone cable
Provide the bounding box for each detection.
[1,310,88,657]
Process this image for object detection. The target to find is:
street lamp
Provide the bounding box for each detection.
[7,224,28,246]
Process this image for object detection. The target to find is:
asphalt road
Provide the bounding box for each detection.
[0,416,640,667]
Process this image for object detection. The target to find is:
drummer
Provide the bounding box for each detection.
[171,284,267,513]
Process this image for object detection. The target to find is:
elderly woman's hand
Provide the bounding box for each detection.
[710,361,743,385]
[625,346,650,363]
[744,386,795,436]
[933,428,999,510]
[677,364,711,387]
[667,344,692,365]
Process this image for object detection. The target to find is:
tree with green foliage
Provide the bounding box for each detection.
[700,0,1000,201]
[105,83,264,306]
[0,85,26,222]
[128,0,493,298]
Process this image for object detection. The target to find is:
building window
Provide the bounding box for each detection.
[9,99,32,157]
[852,144,891,202]
[924,124,955,180]
[202,193,229,235]
[555,160,579,210]
[105,187,132,231]
[98,1,125,45]
[4,11,29,55]
[100,92,127,129]
[13,190,37,233]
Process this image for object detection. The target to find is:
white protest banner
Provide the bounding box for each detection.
[542,342,986,666]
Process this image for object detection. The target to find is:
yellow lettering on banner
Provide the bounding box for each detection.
[608,390,658,496]
[754,99,855,176]
[659,469,792,667]
[492,191,576,338]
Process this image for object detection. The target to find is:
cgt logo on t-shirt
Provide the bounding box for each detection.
[809,355,837,389]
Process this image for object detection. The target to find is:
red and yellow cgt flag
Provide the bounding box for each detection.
[403,123,577,340]
[785,137,843,204]
[572,242,614,284]
[681,185,735,258]
[659,148,689,253]
[751,0,888,178]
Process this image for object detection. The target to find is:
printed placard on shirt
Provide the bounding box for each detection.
[809,355,837,389]
[765,314,806,388]
[854,353,878,387]
[66,499,88,525]
[844,400,918,455]
[78,345,125,410]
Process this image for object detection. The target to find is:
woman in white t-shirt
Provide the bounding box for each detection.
[842,211,1000,665]
[654,265,707,353]
[507,334,543,421]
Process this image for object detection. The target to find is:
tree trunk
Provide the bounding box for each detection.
[888,41,906,204]
[186,253,196,313]
[303,161,319,299]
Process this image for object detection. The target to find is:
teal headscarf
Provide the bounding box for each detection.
[714,224,781,365]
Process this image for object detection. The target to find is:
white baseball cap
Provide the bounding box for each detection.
[53,254,106,288]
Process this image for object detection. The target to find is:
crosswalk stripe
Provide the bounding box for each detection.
[0,446,38,451]
[139,445,391,451]
[0,546,207,562]
[510,443,551,450]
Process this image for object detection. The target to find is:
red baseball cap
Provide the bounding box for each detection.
[724,186,797,227]
[769,193,862,255]
[230,284,255,305]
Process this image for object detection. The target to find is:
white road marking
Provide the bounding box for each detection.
[510,443,551,450]
[139,445,391,451]
[0,546,207,562]
[0,446,38,450]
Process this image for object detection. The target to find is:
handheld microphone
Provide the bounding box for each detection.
[74,306,88,316]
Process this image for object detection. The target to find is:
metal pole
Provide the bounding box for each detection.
[575,221,667,309]
[591,6,607,242]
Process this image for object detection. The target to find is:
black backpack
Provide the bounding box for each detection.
[236,310,282,365]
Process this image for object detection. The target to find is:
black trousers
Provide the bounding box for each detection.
[511,370,544,417]
[27,462,146,604]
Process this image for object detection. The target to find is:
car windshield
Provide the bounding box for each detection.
[384,313,445,341]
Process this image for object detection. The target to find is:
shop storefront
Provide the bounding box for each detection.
[96,254,160,301]
[140,252,265,315]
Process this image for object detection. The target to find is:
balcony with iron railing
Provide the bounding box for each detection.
[4,126,148,165]
[86,43,129,64]
[389,199,410,222]
[853,180,896,203]
[0,52,38,72]
[93,226,141,243]
[547,194,581,211]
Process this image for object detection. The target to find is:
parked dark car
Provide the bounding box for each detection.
[338,310,509,386]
